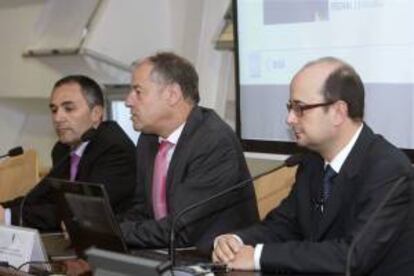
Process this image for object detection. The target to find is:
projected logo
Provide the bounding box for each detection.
[263,0,329,24]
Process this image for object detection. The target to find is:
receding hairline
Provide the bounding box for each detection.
[291,58,349,90]
[300,57,346,77]
[131,58,165,85]
[131,57,151,69]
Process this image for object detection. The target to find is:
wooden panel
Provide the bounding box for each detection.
[0,149,39,201]
[254,166,297,219]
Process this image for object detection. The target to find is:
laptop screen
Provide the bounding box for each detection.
[45,178,129,257]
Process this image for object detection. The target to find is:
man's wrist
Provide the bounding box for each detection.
[253,244,263,270]
[4,208,11,225]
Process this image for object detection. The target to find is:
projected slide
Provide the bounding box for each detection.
[263,0,329,24]
[236,0,414,150]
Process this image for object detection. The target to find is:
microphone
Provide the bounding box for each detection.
[0,146,24,159]
[344,174,408,276]
[168,154,302,266]
[18,128,97,226]
[313,198,324,214]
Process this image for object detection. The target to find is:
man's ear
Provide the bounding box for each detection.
[333,100,348,125]
[166,83,183,106]
[91,105,104,126]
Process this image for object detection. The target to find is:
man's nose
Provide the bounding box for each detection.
[286,109,294,125]
[125,90,134,108]
[52,109,65,123]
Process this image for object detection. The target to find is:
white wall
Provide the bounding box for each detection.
[0,0,61,98]
[0,0,233,167]
[0,98,55,166]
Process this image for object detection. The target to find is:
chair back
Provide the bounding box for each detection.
[0,149,39,201]
[254,166,297,219]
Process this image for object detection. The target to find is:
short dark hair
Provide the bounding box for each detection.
[53,75,104,109]
[305,57,365,120]
[143,52,200,104]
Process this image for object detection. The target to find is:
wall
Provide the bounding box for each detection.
[0,0,61,98]
[0,0,233,167]
[0,98,55,167]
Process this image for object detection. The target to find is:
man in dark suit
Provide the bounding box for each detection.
[119,52,259,250]
[0,75,136,231]
[213,57,414,275]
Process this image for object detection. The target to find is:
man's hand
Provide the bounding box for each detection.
[0,205,5,224]
[63,259,91,276]
[227,245,255,271]
[213,235,256,271]
[212,234,243,263]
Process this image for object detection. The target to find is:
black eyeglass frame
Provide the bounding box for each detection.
[286,101,336,117]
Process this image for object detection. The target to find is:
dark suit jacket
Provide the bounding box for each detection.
[120,106,259,251]
[236,124,414,276]
[2,121,136,231]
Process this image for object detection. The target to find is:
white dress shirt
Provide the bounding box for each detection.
[158,123,185,167]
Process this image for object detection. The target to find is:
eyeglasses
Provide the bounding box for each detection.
[286,101,335,117]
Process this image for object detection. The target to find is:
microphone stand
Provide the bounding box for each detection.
[19,128,97,227]
[18,154,70,226]
[345,175,407,276]
[169,177,253,266]
[168,154,302,266]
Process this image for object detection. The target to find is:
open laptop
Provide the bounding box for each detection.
[46,178,130,258]
[46,178,210,266]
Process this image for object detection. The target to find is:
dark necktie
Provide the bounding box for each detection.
[323,165,337,202]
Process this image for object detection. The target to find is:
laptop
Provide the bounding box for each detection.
[46,177,210,267]
[46,178,130,258]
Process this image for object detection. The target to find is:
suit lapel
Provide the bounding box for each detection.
[305,156,325,240]
[165,106,203,199]
[145,136,160,213]
[317,171,350,236]
[51,143,71,179]
[76,141,99,181]
[317,124,375,237]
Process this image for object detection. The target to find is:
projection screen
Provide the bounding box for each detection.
[234,0,414,160]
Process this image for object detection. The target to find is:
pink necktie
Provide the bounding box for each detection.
[70,152,81,181]
[152,140,173,220]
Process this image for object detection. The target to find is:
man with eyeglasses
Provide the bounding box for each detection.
[212,57,414,275]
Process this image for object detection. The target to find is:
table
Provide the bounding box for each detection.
[41,234,343,276]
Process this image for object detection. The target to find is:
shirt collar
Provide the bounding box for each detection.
[72,141,89,157]
[327,124,363,173]
[158,123,186,145]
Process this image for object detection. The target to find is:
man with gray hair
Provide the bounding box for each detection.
[119,52,259,251]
